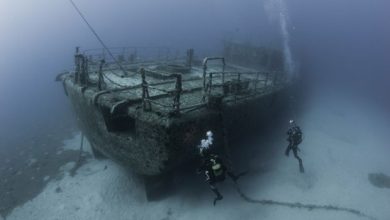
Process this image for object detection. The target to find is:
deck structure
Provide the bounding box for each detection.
[57,44,291,198]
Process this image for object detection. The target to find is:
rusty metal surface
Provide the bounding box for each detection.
[59,43,292,176]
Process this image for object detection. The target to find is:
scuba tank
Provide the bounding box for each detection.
[210,157,224,177]
[292,127,303,144]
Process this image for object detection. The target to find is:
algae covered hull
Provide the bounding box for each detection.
[58,44,291,177]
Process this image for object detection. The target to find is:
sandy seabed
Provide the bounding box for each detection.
[6,95,390,220]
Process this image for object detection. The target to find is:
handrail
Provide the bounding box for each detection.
[82,46,177,64]
[140,68,183,114]
[202,57,226,89]
[88,62,286,115]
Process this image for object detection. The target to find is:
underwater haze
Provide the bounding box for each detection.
[1,0,390,219]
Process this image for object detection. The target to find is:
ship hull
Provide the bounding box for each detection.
[64,78,291,177]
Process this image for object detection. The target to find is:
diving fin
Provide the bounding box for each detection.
[212,188,223,206]
[299,163,305,173]
[213,195,223,206]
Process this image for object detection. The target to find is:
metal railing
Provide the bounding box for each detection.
[138,68,285,115]
[82,46,183,64]
[140,68,183,115]
[73,51,286,115]
[203,70,281,104]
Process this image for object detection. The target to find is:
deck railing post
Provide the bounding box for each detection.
[222,58,226,84]
[202,57,225,101]
[208,72,213,96]
[202,59,207,102]
[254,72,259,92]
[186,48,194,68]
[79,55,87,85]
[141,68,151,111]
[74,56,80,84]
[173,74,182,114]
[234,72,241,103]
[74,47,81,84]
[85,57,89,84]
[98,59,105,90]
[202,60,207,89]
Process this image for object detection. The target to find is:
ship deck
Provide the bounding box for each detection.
[63,48,288,117]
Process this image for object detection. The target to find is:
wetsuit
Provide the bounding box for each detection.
[198,154,238,205]
[285,125,305,173]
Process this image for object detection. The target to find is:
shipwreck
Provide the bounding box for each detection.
[57,42,293,199]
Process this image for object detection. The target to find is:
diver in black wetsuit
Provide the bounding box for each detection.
[198,148,239,205]
[285,120,305,173]
[197,131,241,205]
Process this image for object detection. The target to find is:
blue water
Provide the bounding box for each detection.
[0,0,389,219]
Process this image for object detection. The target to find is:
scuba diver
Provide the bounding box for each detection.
[285,120,305,173]
[197,131,241,206]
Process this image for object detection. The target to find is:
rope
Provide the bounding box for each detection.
[78,134,84,162]
[70,133,86,177]
[233,183,377,220]
[68,0,128,77]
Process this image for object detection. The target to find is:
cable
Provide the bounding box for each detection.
[233,183,376,220]
[68,0,128,77]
